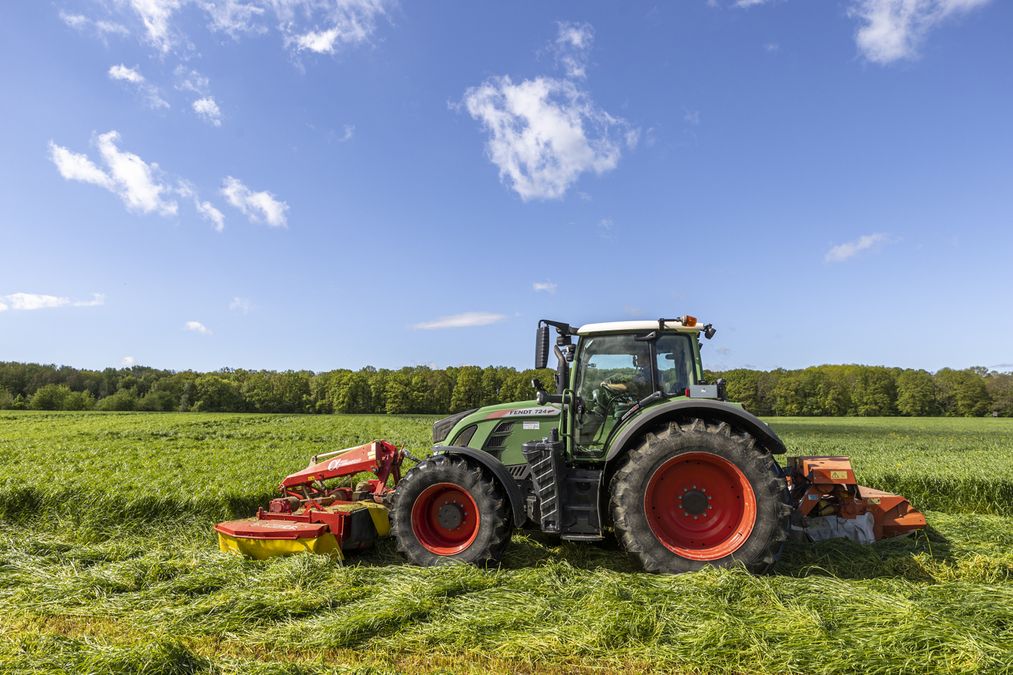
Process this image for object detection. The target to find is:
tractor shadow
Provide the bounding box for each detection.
[771,525,954,581]
[354,526,954,580]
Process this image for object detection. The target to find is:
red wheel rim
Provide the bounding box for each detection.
[644,452,756,561]
[410,482,480,555]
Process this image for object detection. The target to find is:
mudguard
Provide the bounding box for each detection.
[432,445,529,527]
[604,399,787,463]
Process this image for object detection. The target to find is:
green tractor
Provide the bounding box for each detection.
[391,316,792,573]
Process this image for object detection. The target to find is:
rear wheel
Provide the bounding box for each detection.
[392,454,512,566]
[610,419,790,573]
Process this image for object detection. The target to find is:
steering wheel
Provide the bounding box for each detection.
[594,376,638,414]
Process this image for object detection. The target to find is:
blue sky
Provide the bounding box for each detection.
[1,0,1010,373]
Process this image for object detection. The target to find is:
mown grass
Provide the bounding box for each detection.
[0,412,1011,673]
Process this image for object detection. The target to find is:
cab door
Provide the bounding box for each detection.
[569,334,654,458]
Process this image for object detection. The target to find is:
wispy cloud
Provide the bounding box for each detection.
[72,1,390,57]
[0,292,105,312]
[121,355,138,367]
[825,233,889,263]
[532,281,558,293]
[192,96,223,126]
[554,21,594,79]
[49,131,178,216]
[108,64,169,109]
[850,0,992,64]
[461,22,635,201]
[60,11,129,39]
[196,200,225,232]
[221,176,288,228]
[413,312,507,330]
[184,320,211,334]
[229,296,253,313]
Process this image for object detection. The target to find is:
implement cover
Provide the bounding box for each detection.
[217,530,342,559]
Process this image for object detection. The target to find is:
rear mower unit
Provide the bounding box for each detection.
[216,316,925,572]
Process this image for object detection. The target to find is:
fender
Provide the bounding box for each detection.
[604,399,787,463]
[433,445,528,527]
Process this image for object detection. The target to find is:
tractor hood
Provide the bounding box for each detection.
[432,400,562,445]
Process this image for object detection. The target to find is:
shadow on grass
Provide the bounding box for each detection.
[342,525,950,581]
[772,524,952,581]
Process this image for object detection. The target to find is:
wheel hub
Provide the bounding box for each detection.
[680,489,709,516]
[437,502,465,529]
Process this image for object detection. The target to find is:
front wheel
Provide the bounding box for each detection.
[391,454,512,566]
[610,419,790,573]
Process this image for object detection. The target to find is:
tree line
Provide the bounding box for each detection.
[0,361,1010,417]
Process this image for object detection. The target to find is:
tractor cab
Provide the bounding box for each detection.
[533,317,718,460]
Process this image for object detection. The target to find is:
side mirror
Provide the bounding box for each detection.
[531,378,546,393]
[535,325,550,369]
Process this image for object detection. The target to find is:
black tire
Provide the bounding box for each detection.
[391,454,513,566]
[610,418,790,574]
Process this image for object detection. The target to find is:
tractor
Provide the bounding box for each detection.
[215,316,924,572]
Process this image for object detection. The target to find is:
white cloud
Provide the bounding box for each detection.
[176,180,226,231]
[192,97,223,126]
[554,21,594,79]
[108,64,169,109]
[290,0,388,53]
[49,142,115,190]
[413,312,507,330]
[735,0,771,7]
[184,320,212,334]
[3,293,69,311]
[684,109,701,126]
[532,281,558,293]
[108,64,144,84]
[0,292,104,311]
[50,132,177,216]
[221,176,288,227]
[196,200,226,232]
[121,355,138,367]
[97,131,177,215]
[229,296,253,313]
[462,22,634,201]
[338,124,355,142]
[850,0,992,64]
[129,0,182,53]
[463,76,632,200]
[825,233,889,262]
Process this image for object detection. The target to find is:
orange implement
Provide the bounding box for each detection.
[786,456,925,542]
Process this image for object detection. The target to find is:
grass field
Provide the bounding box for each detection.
[0,412,1010,673]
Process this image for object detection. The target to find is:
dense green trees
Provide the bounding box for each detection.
[0,360,1010,416]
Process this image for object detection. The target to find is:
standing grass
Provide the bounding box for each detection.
[0,412,1010,673]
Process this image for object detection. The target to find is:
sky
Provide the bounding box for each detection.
[0,0,1011,373]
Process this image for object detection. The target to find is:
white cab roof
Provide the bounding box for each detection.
[576,320,704,335]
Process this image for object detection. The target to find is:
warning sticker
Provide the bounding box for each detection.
[830,470,848,480]
[523,421,540,430]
